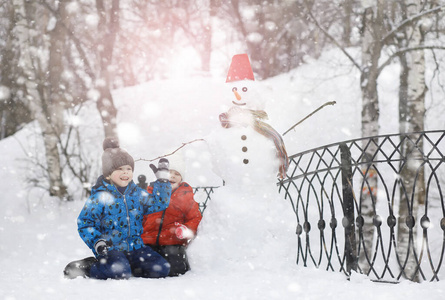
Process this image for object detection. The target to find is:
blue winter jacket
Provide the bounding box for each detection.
[77,176,171,256]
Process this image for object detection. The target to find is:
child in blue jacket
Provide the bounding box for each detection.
[65,137,172,280]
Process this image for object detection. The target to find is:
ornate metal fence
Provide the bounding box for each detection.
[193,186,219,213]
[137,174,218,214]
[278,130,445,282]
[137,130,445,282]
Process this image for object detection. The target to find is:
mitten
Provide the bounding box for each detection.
[149,158,170,183]
[174,222,194,240]
[219,112,231,128]
[94,240,112,256]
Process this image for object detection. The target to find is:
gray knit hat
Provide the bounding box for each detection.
[102,137,135,177]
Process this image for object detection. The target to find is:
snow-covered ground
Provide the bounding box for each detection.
[1,48,445,299]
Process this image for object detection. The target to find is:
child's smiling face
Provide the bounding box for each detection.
[169,170,182,190]
[109,165,133,187]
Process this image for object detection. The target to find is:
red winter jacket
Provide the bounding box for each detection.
[142,182,202,246]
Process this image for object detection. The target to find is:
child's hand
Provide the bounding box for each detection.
[95,240,112,256]
[149,158,170,182]
[174,222,194,240]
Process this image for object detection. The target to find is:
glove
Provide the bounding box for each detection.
[94,240,112,256]
[174,222,194,240]
[150,158,170,183]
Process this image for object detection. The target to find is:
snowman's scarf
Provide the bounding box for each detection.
[219,109,289,179]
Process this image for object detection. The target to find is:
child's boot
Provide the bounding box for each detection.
[63,257,97,279]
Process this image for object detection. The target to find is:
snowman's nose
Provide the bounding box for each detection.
[233,90,242,101]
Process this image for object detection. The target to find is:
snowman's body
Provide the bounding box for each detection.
[188,180,296,272]
[208,111,279,187]
[188,55,294,272]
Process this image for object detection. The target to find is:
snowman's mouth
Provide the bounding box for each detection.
[232,101,246,106]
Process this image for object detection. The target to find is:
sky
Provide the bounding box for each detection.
[0,48,445,300]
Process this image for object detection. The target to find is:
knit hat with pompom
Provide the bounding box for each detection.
[102,137,134,177]
[168,150,186,180]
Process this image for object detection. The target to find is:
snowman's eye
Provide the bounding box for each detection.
[232,87,237,92]
[242,87,248,92]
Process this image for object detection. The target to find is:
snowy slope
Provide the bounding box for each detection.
[1,48,445,300]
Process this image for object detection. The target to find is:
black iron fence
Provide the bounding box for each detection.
[137,175,218,214]
[278,130,445,282]
[137,130,445,282]
[193,186,219,213]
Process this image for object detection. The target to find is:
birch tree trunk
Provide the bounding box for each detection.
[397,0,426,282]
[358,0,385,274]
[0,4,17,139]
[15,0,68,200]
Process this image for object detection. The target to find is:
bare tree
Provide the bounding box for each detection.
[6,0,125,200]
[342,0,354,46]
[396,0,429,281]
[12,0,69,199]
[0,2,32,139]
[218,0,330,79]
[303,0,445,277]
[357,0,386,275]
[94,0,119,137]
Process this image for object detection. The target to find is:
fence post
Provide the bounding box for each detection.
[340,143,357,275]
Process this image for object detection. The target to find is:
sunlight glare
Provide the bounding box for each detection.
[167,47,200,79]
[142,101,162,118]
[117,122,141,146]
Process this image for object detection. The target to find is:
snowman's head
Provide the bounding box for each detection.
[227,79,265,111]
[225,54,266,111]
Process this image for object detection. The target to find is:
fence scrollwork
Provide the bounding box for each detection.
[278,130,445,282]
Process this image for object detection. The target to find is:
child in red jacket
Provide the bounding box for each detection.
[142,156,202,276]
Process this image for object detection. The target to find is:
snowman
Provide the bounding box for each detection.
[207,53,289,187]
[188,54,295,273]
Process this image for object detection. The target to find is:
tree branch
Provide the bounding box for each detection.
[283,101,337,136]
[378,45,445,74]
[381,4,445,46]
[135,139,206,162]
[39,1,96,81]
[303,0,362,72]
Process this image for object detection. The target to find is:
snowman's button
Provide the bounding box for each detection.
[241,135,247,140]
[243,159,249,164]
[242,146,248,152]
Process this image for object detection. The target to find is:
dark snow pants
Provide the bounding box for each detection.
[150,245,190,276]
[89,247,170,279]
